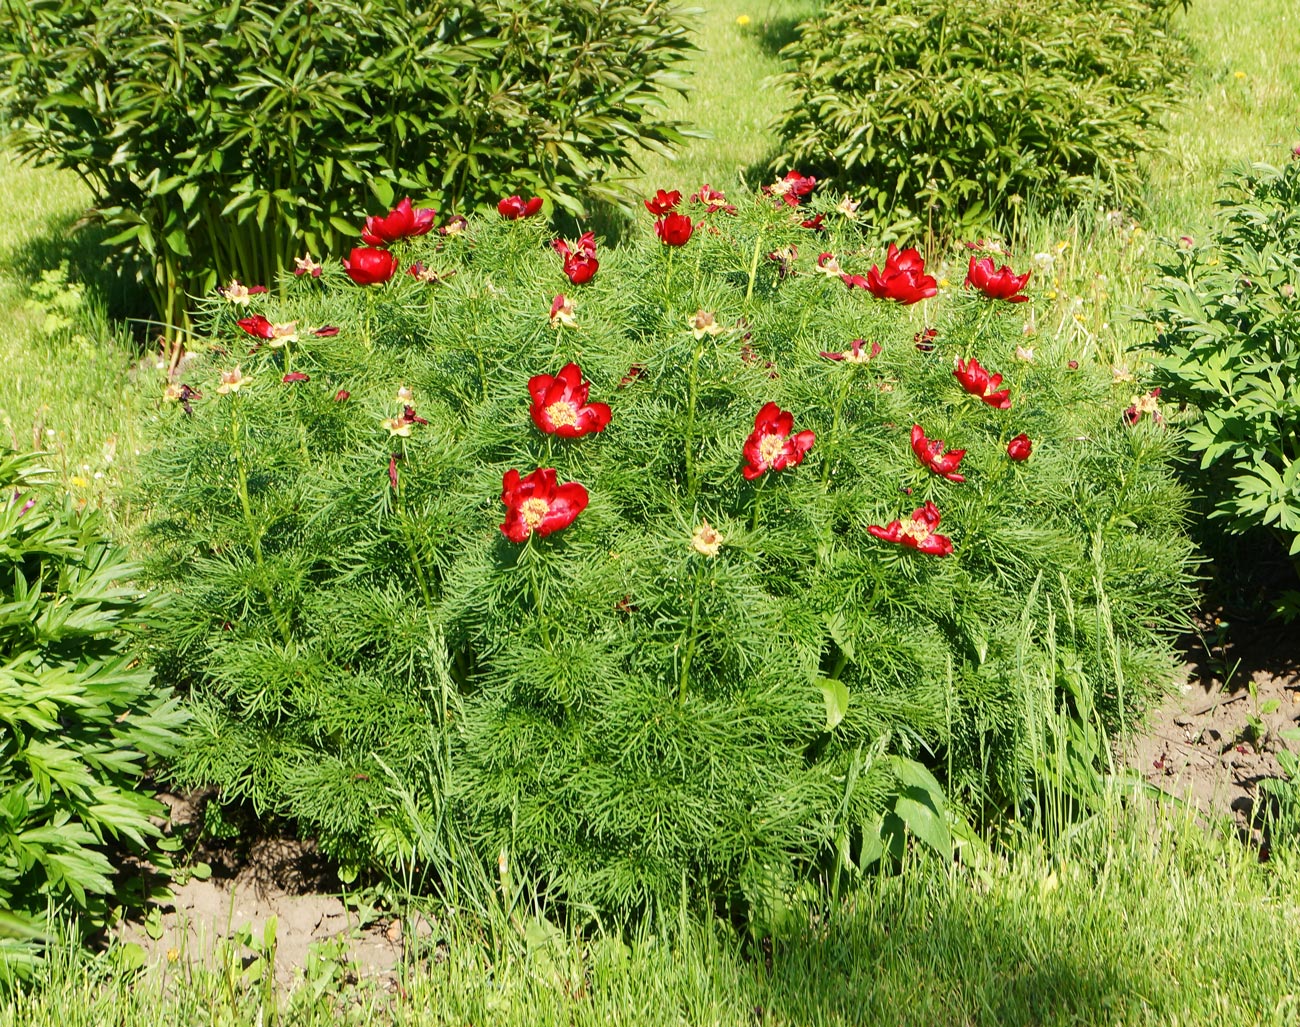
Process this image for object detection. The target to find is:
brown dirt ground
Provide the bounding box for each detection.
[1126,615,1300,846]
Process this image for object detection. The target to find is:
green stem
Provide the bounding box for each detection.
[821,372,853,487]
[230,396,292,644]
[684,340,703,499]
[750,477,765,533]
[745,233,764,305]
[678,568,702,706]
[396,443,435,608]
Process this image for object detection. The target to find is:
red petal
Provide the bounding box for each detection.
[527,374,555,406]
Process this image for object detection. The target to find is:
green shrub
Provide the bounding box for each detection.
[0,0,693,339]
[133,191,1194,921]
[1143,158,1300,579]
[770,0,1189,234]
[0,453,186,984]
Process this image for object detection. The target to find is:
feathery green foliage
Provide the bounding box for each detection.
[0,452,186,986]
[132,191,1195,922]
[770,0,1191,235]
[0,0,694,339]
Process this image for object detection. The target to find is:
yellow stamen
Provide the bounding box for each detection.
[520,497,549,530]
[758,434,785,467]
[545,401,580,429]
[898,517,931,542]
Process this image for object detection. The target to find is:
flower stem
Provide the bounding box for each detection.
[230,396,292,644]
[821,372,853,487]
[744,234,763,306]
[396,444,436,608]
[678,567,702,706]
[750,477,765,533]
[684,340,703,499]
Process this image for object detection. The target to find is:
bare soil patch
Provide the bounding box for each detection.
[1127,615,1300,844]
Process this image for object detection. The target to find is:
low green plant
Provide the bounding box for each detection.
[0,0,694,340]
[1143,158,1300,584]
[0,452,186,986]
[134,190,1194,922]
[770,0,1190,235]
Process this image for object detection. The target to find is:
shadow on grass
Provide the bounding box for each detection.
[0,207,154,340]
[753,897,1150,1026]
[744,1,823,57]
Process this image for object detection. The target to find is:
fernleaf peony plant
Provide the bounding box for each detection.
[134,186,1194,920]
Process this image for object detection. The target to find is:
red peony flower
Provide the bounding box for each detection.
[294,255,323,278]
[438,215,469,237]
[342,246,398,285]
[361,198,436,246]
[801,213,826,231]
[765,170,817,207]
[1123,388,1164,426]
[742,402,815,480]
[500,467,589,542]
[498,195,544,220]
[334,389,350,402]
[965,256,1031,302]
[552,232,599,284]
[528,363,612,438]
[868,501,954,556]
[820,339,881,364]
[865,244,938,305]
[655,213,694,247]
[953,356,1012,409]
[644,189,682,216]
[1007,433,1033,461]
[911,425,966,482]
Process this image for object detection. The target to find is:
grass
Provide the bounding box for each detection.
[9,802,1300,1026]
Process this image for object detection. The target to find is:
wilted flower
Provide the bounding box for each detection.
[965,256,1031,302]
[549,294,577,329]
[1014,345,1035,363]
[294,255,323,278]
[383,405,429,437]
[334,389,351,402]
[742,402,815,480]
[865,244,938,305]
[237,315,297,347]
[820,339,880,364]
[619,365,644,388]
[911,424,966,482]
[765,170,817,207]
[388,454,400,491]
[868,500,953,556]
[438,215,469,237]
[217,279,267,305]
[500,467,589,542]
[553,232,599,284]
[688,309,724,339]
[1032,251,1055,272]
[690,519,724,557]
[1123,388,1164,426]
[497,195,544,220]
[644,189,682,216]
[953,356,1011,409]
[1006,433,1033,461]
[800,213,826,231]
[313,325,340,337]
[342,247,398,286]
[914,327,938,352]
[654,213,694,247]
[408,261,454,284]
[163,382,201,415]
[692,184,737,215]
[528,363,612,438]
[396,385,414,404]
[837,196,860,216]
[814,252,844,279]
[767,245,798,278]
[282,372,310,383]
[1178,235,1196,250]
[216,367,247,395]
[361,198,436,246]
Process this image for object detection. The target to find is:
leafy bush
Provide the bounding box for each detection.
[770,0,1189,233]
[0,0,693,339]
[1144,158,1300,577]
[0,453,186,983]
[133,190,1194,921]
